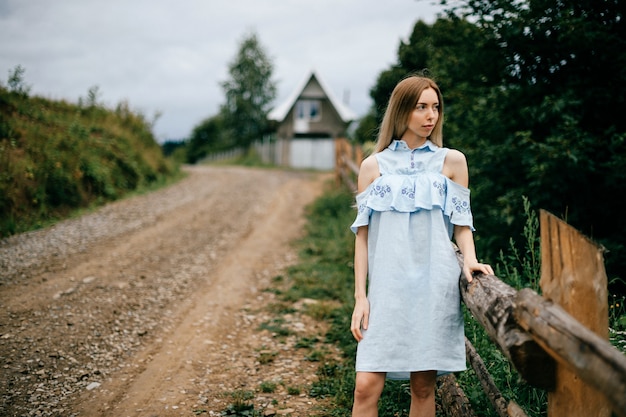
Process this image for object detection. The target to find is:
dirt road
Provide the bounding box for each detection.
[0,166,336,416]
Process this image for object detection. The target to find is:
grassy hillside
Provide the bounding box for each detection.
[0,85,177,237]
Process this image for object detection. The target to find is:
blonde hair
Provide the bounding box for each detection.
[375,75,444,152]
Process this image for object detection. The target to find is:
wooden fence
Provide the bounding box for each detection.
[335,138,626,417]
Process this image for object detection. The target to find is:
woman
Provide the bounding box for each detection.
[350,75,493,417]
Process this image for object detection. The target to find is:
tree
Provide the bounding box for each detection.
[7,65,31,96]
[362,18,505,147]
[436,0,626,281]
[186,113,231,163]
[220,32,277,149]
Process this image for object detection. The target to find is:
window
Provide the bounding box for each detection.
[295,100,322,122]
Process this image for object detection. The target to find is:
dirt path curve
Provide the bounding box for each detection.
[0,166,336,417]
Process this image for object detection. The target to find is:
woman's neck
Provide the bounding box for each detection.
[400,135,427,150]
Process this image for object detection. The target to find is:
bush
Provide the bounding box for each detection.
[0,83,177,236]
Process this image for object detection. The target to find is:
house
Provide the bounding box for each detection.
[267,70,357,170]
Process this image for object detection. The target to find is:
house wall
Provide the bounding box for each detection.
[275,99,347,141]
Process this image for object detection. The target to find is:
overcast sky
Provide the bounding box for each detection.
[0,0,444,142]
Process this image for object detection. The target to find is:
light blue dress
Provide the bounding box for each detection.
[350,139,474,380]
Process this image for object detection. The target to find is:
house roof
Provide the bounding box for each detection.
[268,69,357,123]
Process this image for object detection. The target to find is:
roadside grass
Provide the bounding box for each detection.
[220,183,626,416]
[0,85,181,237]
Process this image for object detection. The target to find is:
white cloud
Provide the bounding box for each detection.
[0,0,443,142]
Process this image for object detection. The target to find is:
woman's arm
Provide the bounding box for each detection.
[454,225,493,282]
[444,150,494,282]
[351,226,369,341]
[350,155,379,341]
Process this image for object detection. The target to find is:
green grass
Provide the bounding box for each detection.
[0,84,180,237]
[260,381,278,393]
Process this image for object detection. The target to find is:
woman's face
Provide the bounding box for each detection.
[403,87,439,143]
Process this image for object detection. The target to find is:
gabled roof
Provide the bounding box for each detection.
[268,69,357,123]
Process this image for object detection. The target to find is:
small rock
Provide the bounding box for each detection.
[86,382,101,391]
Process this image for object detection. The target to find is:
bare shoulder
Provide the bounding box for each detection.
[360,154,379,171]
[443,149,469,186]
[445,148,467,165]
[357,154,380,192]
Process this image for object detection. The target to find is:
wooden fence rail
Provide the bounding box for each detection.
[335,138,626,417]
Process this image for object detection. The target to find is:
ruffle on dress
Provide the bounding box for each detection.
[350,172,474,237]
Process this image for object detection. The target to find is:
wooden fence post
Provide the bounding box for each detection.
[335,138,343,187]
[538,210,612,417]
[334,138,358,192]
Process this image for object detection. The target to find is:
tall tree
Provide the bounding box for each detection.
[221,32,277,149]
[186,113,231,163]
[437,0,626,280]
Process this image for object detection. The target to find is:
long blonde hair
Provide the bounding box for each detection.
[374,75,444,152]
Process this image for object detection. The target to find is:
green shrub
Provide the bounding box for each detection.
[259,381,277,393]
[0,83,177,237]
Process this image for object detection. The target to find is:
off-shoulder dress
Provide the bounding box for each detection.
[350,139,474,380]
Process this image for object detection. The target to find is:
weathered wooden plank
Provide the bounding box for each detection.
[437,373,476,417]
[342,154,360,176]
[458,256,556,390]
[335,138,358,192]
[339,166,356,192]
[539,210,608,334]
[539,210,612,417]
[514,288,626,417]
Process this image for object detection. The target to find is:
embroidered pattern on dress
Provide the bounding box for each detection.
[372,184,392,198]
[432,180,446,196]
[401,187,415,199]
[451,197,470,214]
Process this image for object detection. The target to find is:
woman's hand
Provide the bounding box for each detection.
[463,259,494,283]
[351,297,370,342]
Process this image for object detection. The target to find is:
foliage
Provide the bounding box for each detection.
[220,31,277,150]
[495,196,541,291]
[186,113,234,163]
[220,390,261,416]
[365,1,626,290]
[352,111,378,144]
[0,76,176,237]
[6,65,31,96]
[181,32,277,163]
[259,380,278,393]
[438,0,626,289]
[609,284,626,353]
